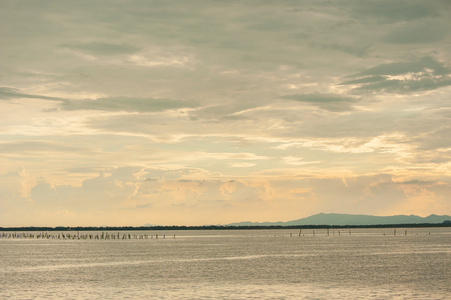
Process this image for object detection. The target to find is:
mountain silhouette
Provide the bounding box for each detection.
[228,213,451,226]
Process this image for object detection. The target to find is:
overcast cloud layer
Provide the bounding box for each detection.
[1,0,451,226]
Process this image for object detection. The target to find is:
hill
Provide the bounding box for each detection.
[228,213,451,226]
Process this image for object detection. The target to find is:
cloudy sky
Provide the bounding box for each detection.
[1,0,451,226]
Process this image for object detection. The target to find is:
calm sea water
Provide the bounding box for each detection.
[1,228,450,299]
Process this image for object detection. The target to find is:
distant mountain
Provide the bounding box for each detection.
[228,213,451,226]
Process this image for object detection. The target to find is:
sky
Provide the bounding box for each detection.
[1,0,451,227]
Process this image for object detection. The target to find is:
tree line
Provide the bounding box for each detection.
[0,222,450,231]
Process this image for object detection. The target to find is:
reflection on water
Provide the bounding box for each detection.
[1,228,450,299]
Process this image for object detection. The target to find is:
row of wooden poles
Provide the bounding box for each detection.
[1,229,426,240]
[290,229,353,237]
[290,228,418,237]
[0,232,176,240]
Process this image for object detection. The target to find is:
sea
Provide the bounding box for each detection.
[1,227,450,299]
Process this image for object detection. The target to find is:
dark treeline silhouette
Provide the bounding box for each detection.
[0,222,450,232]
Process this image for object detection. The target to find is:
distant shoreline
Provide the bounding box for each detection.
[1,223,450,231]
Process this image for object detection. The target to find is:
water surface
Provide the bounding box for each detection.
[1,228,450,299]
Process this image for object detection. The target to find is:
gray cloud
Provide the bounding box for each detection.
[62,42,141,56]
[0,87,63,101]
[356,77,451,93]
[341,56,451,93]
[189,104,256,121]
[1,1,451,225]
[340,76,386,85]
[0,86,198,114]
[353,57,450,77]
[280,94,358,112]
[348,0,443,23]
[381,20,449,44]
[60,97,198,113]
[310,42,371,58]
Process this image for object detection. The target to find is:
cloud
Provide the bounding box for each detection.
[282,157,321,166]
[0,141,90,154]
[310,42,370,58]
[341,56,451,93]
[60,96,199,113]
[190,104,256,121]
[30,167,144,212]
[349,56,450,77]
[1,1,451,225]
[275,134,413,157]
[128,54,193,68]
[348,0,443,23]
[62,42,141,56]
[3,163,451,226]
[0,168,31,203]
[381,20,449,44]
[351,77,451,93]
[307,174,409,215]
[0,87,62,101]
[1,86,199,115]
[230,163,256,168]
[21,167,275,224]
[280,93,358,112]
